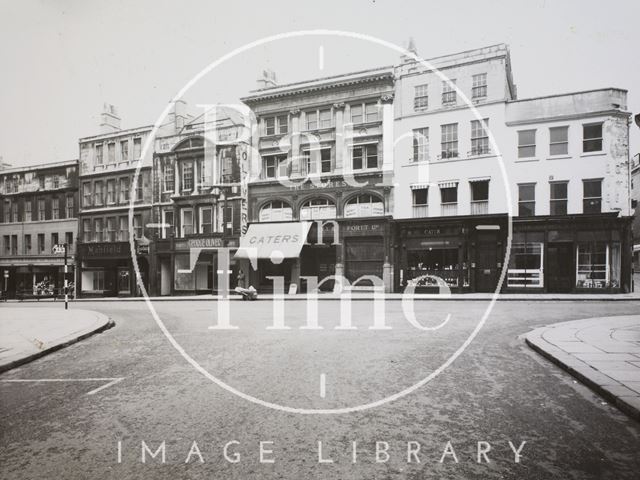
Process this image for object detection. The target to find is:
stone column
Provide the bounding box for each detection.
[173,158,181,195]
[381,94,394,180]
[333,103,345,173]
[289,109,301,177]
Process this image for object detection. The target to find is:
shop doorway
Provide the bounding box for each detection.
[300,245,336,292]
[475,232,498,292]
[547,242,574,292]
[344,237,384,287]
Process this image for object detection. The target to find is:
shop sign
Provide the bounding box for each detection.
[186,237,225,249]
[342,222,384,234]
[80,242,127,257]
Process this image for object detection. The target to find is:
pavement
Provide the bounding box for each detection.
[0,306,113,373]
[525,315,640,422]
[4,289,640,302]
[1,300,640,479]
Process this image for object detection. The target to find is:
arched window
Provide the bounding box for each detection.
[300,198,336,220]
[344,194,384,218]
[259,200,293,222]
[174,137,204,151]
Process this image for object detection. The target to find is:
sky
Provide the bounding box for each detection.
[0,0,638,167]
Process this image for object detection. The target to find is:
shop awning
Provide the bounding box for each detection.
[469,176,491,183]
[410,183,430,190]
[235,222,312,260]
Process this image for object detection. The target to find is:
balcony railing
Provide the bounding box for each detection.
[441,203,458,216]
[412,205,429,218]
[470,200,489,215]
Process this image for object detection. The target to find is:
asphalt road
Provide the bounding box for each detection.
[1,299,640,479]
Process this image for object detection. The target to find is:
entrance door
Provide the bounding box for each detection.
[547,242,574,292]
[160,259,171,295]
[344,237,384,287]
[475,232,498,293]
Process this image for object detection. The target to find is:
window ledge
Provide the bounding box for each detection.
[546,155,572,161]
[580,151,606,158]
[515,157,540,163]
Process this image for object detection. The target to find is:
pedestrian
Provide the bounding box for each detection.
[237,269,245,289]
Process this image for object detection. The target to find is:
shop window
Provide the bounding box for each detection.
[259,201,292,222]
[518,183,535,217]
[472,73,487,99]
[412,187,428,218]
[181,209,194,237]
[174,254,195,291]
[583,179,602,214]
[414,84,428,111]
[406,247,466,289]
[550,126,569,156]
[352,144,378,170]
[344,194,384,218]
[583,123,603,152]
[440,184,458,216]
[518,130,536,158]
[576,242,619,289]
[550,181,568,215]
[93,270,105,291]
[508,234,544,288]
[199,206,214,234]
[470,180,489,215]
[440,123,458,159]
[442,79,457,106]
[162,210,174,239]
[37,198,45,221]
[412,128,429,162]
[470,119,489,156]
[120,140,129,161]
[300,198,336,220]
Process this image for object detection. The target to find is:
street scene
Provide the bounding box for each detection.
[1,0,640,478]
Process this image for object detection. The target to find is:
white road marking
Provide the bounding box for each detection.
[320,373,326,398]
[318,45,324,70]
[0,377,125,395]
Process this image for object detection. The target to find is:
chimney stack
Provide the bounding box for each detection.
[99,103,121,133]
[256,69,277,89]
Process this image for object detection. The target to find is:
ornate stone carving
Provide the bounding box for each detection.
[332,102,346,110]
[380,94,394,103]
[289,108,301,116]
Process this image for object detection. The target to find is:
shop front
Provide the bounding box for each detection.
[395,215,508,293]
[77,242,144,297]
[507,214,632,293]
[1,259,75,298]
[238,218,394,293]
[153,235,241,296]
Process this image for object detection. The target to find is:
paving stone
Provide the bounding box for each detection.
[624,382,640,394]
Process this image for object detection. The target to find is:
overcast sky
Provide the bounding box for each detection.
[0,0,638,167]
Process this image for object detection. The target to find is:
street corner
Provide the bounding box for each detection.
[524,315,640,422]
[0,306,114,374]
